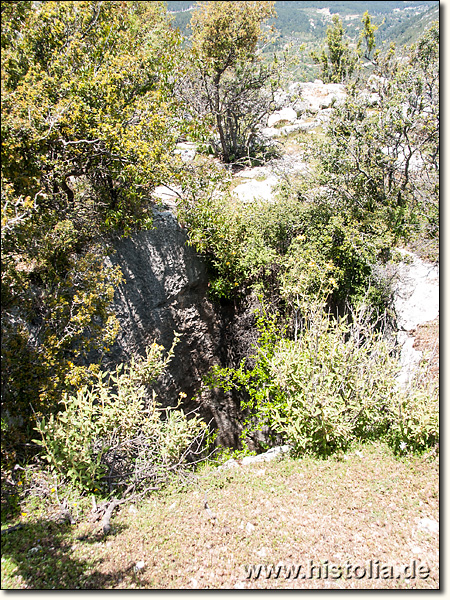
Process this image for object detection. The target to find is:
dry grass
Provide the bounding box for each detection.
[1,442,438,589]
[413,316,439,381]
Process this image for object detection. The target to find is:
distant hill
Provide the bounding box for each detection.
[377,3,439,47]
[164,1,439,50]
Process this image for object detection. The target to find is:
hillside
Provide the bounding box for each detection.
[165,0,439,49]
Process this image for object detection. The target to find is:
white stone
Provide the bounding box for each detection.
[393,250,438,387]
[153,184,182,203]
[217,458,239,471]
[267,107,297,128]
[396,332,423,387]
[417,518,439,534]
[232,175,279,203]
[394,250,439,332]
[241,455,263,465]
[260,126,282,139]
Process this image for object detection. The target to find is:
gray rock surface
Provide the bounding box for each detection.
[267,107,297,128]
[106,208,240,445]
[394,250,439,332]
[217,445,292,470]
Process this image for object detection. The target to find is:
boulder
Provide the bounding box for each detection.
[292,99,310,116]
[315,108,333,123]
[392,249,439,387]
[267,107,297,128]
[260,126,282,139]
[295,81,347,113]
[273,90,290,109]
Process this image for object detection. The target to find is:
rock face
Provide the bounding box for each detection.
[393,250,439,387]
[106,208,241,445]
[261,80,347,142]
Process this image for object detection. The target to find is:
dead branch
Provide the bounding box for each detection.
[102,498,120,534]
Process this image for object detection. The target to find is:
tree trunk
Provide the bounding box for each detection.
[213,72,230,163]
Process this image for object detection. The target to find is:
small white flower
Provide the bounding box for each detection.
[400,441,407,451]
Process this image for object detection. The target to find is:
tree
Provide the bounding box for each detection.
[187,1,278,164]
[1,1,187,461]
[357,11,381,62]
[312,21,439,243]
[311,14,357,83]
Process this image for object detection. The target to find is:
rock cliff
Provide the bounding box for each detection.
[106,207,244,446]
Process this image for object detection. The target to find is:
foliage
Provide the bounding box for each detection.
[311,14,357,83]
[357,11,381,62]
[186,1,280,164]
[33,337,208,495]
[205,301,438,457]
[179,178,392,321]
[313,21,439,243]
[1,1,188,458]
[175,160,248,300]
[386,369,439,455]
[1,1,183,230]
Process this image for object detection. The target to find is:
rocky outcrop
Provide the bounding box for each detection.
[267,107,297,128]
[272,79,347,115]
[392,249,439,387]
[261,80,347,141]
[106,207,243,445]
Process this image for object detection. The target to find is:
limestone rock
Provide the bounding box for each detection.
[267,107,297,128]
[232,175,279,203]
[295,81,347,113]
[106,208,240,445]
[392,249,439,387]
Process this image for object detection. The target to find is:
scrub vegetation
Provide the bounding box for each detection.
[1,1,438,589]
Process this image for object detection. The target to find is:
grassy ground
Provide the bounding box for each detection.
[1,441,439,590]
[413,317,439,380]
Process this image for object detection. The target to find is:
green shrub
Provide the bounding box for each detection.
[33,336,208,495]
[386,374,439,455]
[265,306,398,455]
[179,178,393,321]
[206,301,438,457]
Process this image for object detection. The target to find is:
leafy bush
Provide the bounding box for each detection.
[312,22,439,246]
[386,373,439,455]
[180,180,391,316]
[33,337,208,495]
[1,1,190,460]
[206,302,438,457]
